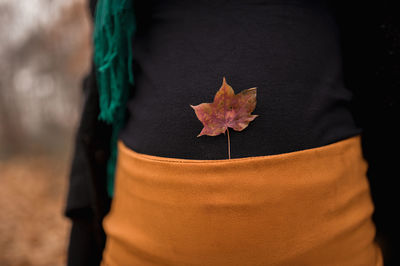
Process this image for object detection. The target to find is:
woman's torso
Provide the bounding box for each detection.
[119,0,362,159]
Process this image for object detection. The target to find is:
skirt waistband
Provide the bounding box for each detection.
[101,134,383,266]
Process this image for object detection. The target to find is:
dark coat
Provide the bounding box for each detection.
[64,1,400,265]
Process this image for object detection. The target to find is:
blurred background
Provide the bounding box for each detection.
[0,0,92,265]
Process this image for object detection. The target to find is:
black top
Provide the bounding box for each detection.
[119,0,362,159]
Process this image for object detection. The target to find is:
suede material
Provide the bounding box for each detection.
[100,135,382,266]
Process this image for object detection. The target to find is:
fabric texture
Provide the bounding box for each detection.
[119,0,363,162]
[65,63,112,266]
[100,135,382,266]
[93,0,137,197]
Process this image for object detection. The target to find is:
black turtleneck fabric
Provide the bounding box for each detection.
[119,0,362,159]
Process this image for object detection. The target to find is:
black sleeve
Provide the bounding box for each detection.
[363,6,400,265]
[334,1,400,265]
[66,211,104,266]
[64,61,113,266]
[63,0,113,265]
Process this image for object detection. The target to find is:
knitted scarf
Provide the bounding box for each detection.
[93,0,136,198]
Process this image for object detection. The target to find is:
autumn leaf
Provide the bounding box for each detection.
[189,76,258,158]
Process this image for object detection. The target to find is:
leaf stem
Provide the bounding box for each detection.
[227,127,231,159]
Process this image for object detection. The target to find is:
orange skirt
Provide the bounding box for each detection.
[100,135,383,266]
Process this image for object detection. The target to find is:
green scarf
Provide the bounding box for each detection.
[93,0,136,198]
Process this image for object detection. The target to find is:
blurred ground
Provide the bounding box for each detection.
[0,152,71,266]
[0,0,92,265]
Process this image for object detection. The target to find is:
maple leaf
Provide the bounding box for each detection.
[190,76,258,158]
